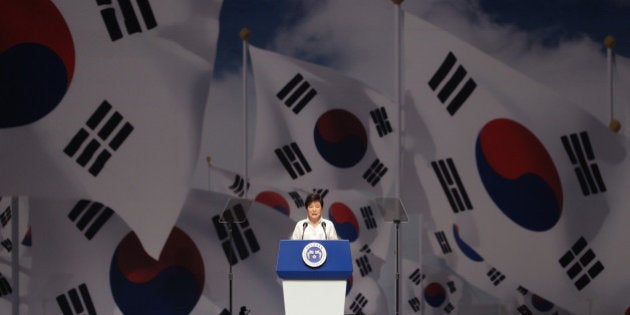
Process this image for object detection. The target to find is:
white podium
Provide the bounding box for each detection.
[276,240,353,315]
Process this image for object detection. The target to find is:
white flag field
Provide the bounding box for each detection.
[0,0,222,257]
[402,10,629,313]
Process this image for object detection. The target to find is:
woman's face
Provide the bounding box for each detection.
[307,201,322,223]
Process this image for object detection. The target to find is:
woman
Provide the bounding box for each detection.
[290,192,339,240]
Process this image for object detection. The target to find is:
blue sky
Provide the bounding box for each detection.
[198,0,630,174]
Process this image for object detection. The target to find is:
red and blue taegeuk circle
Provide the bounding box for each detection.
[255,191,291,216]
[313,109,368,168]
[476,118,563,232]
[110,228,204,315]
[0,0,75,128]
[329,202,359,242]
[423,282,447,308]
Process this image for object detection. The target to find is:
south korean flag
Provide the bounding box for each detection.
[248,45,399,196]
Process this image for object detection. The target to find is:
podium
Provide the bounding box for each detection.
[276,240,353,315]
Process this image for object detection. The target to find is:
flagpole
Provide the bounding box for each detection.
[393,1,403,315]
[206,156,213,190]
[242,28,251,199]
[605,35,621,133]
[11,196,19,315]
[227,28,251,315]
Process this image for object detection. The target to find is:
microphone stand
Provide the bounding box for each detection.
[374,197,408,315]
[226,222,236,315]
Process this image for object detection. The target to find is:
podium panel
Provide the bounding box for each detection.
[276,240,352,315]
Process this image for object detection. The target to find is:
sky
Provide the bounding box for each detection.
[196,0,630,179]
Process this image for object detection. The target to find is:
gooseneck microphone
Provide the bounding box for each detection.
[321,221,327,240]
[301,222,308,240]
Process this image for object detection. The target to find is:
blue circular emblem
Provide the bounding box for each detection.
[302,242,327,268]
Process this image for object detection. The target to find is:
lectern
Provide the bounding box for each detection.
[276,240,353,315]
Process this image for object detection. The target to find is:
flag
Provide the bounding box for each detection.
[0,0,222,258]
[402,11,624,313]
[176,189,293,314]
[29,197,128,314]
[248,45,399,196]
[513,285,572,315]
[345,275,389,315]
[28,188,295,314]
[425,222,520,302]
[401,258,463,315]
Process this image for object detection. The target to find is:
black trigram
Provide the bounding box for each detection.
[516,305,532,315]
[97,0,158,41]
[409,268,425,286]
[68,200,114,240]
[1,239,12,252]
[229,174,249,197]
[359,244,371,254]
[350,293,368,314]
[275,143,312,179]
[0,273,12,297]
[212,203,260,266]
[443,302,455,313]
[487,267,506,286]
[516,285,529,296]
[0,206,10,227]
[276,73,317,114]
[434,231,452,254]
[64,100,134,177]
[56,283,96,315]
[431,158,473,213]
[446,280,457,293]
[312,188,329,199]
[288,191,304,208]
[355,255,372,277]
[360,206,377,230]
[362,159,388,186]
[428,52,477,116]
[561,132,606,196]
[370,107,393,137]
[408,297,421,312]
[559,236,604,291]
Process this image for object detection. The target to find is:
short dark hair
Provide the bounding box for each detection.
[304,192,324,209]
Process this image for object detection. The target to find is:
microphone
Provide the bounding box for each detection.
[321,221,327,240]
[301,222,308,240]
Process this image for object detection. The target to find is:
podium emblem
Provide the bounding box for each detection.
[302,242,327,268]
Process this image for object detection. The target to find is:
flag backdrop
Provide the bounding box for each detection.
[402,10,626,313]
[0,0,222,257]
[248,44,400,196]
